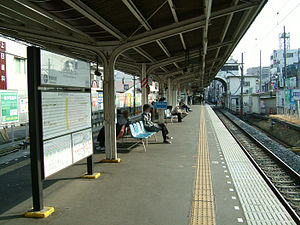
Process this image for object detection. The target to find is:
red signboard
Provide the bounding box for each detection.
[0,41,7,90]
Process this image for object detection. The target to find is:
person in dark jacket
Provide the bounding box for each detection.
[142,104,172,144]
[97,110,130,148]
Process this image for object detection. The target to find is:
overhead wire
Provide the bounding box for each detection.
[253,1,300,49]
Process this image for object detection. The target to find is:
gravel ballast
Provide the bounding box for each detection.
[222,110,300,174]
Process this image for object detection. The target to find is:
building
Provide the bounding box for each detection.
[0,36,28,125]
[227,75,258,113]
[207,57,239,104]
[270,48,300,89]
[270,48,300,114]
[207,57,259,113]
[246,66,270,92]
[0,36,28,92]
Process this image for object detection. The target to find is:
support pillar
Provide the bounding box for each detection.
[172,82,177,107]
[158,78,164,98]
[184,88,188,105]
[141,63,147,106]
[102,55,119,162]
[167,77,172,106]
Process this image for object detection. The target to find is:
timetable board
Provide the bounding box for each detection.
[41,92,93,178]
[72,128,93,163]
[43,135,73,178]
[42,92,91,140]
[40,50,90,88]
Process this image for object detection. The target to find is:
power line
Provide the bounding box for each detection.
[254,1,300,49]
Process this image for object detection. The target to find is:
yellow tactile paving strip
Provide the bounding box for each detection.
[190,106,216,225]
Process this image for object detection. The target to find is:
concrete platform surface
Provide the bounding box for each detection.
[0,105,296,225]
[0,107,200,225]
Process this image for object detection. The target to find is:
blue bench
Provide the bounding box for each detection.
[129,121,157,152]
[165,109,177,123]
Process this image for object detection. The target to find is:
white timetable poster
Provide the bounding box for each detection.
[72,128,93,163]
[41,50,90,88]
[42,92,91,140]
[43,135,73,178]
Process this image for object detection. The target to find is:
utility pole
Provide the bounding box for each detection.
[283,26,287,114]
[240,52,244,115]
[259,50,262,92]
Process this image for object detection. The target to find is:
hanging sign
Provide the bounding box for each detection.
[40,50,90,88]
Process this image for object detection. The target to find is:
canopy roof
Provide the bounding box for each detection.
[0,0,267,87]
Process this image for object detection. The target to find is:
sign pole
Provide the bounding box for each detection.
[25,46,54,218]
[87,156,93,175]
[27,46,44,212]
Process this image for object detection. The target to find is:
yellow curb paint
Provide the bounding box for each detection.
[100,158,121,163]
[24,207,54,218]
[81,172,101,179]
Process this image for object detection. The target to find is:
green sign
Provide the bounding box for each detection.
[1,91,19,123]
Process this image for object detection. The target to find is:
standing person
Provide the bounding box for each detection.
[142,104,172,144]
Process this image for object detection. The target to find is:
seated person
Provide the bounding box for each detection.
[97,110,130,148]
[179,99,192,112]
[117,110,130,132]
[172,105,188,122]
[142,104,172,144]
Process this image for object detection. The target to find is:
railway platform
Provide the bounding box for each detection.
[0,105,297,225]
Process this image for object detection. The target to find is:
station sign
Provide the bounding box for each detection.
[98,92,103,110]
[0,91,19,123]
[40,50,90,88]
[154,101,167,109]
[124,83,129,91]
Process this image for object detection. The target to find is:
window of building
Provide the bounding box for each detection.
[15,58,25,73]
[1,53,4,60]
[286,53,293,58]
[244,81,250,86]
[1,64,4,71]
[221,65,239,71]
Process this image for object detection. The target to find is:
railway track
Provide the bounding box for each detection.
[215,110,300,223]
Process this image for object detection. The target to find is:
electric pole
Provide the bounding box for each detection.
[283,26,287,114]
[259,50,262,92]
[240,52,244,115]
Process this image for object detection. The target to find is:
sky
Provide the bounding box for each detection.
[232,0,300,70]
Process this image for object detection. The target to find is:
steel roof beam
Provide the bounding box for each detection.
[63,0,169,71]
[120,1,257,54]
[167,0,186,50]
[1,0,91,42]
[63,0,126,40]
[122,0,179,68]
[14,0,95,41]
[209,0,239,76]
[201,0,212,87]
[148,40,233,73]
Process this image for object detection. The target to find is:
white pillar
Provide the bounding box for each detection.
[172,83,177,107]
[167,77,172,105]
[103,56,117,160]
[158,78,164,98]
[141,63,147,106]
[184,88,188,105]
